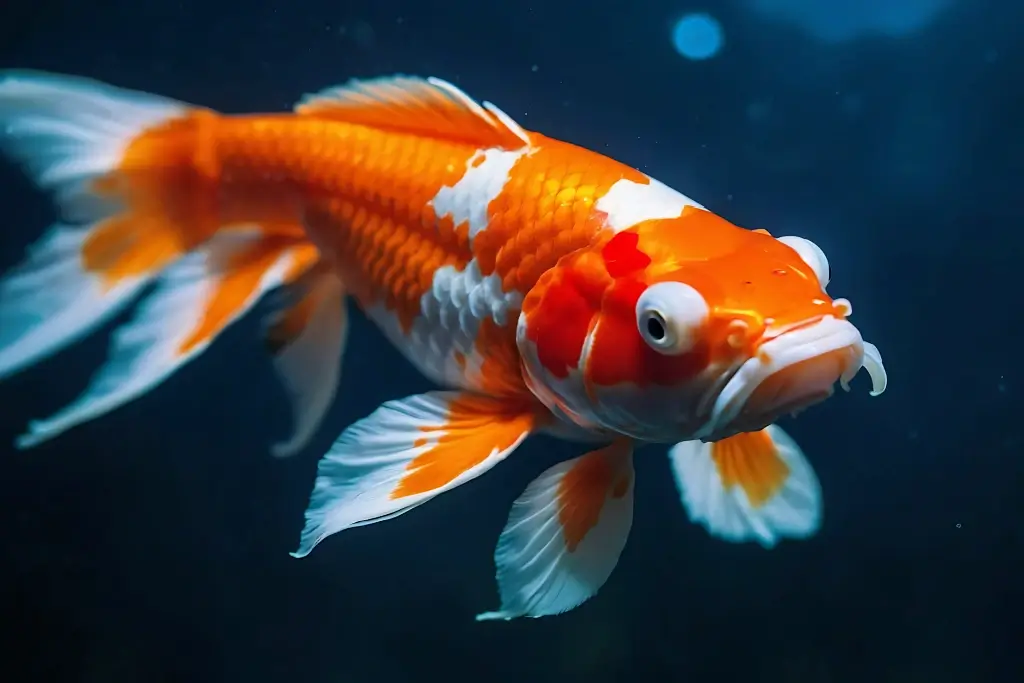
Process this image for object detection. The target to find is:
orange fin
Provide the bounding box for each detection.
[15,228,317,448]
[265,267,347,458]
[292,390,539,558]
[477,439,635,621]
[294,75,530,150]
[668,425,822,548]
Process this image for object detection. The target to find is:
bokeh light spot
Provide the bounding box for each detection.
[672,13,725,61]
[746,0,952,43]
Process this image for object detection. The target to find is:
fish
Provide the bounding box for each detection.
[0,69,887,620]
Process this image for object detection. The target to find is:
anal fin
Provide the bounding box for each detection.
[265,266,347,458]
[668,425,822,548]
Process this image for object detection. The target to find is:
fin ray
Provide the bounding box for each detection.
[477,439,634,621]
[16,229,314,448]
[0,224,151,380]
[293,390,538,558]
[0,70,194,379]
[668,424,822,548]
[295,75,530,149]
[267,269,348,458]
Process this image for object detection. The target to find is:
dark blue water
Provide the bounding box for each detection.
[0,0,1019,681]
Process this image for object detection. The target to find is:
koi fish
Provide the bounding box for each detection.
[0,70,887,620]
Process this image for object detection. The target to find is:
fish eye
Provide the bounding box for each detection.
[636,282,708,355]
[645,313,667,341]
[777,235,830,289]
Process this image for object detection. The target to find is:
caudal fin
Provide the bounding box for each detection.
[0,70,200,379]
[0,71,343,450]
[15,229,321,448]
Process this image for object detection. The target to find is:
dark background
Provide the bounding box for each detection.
[0,0,1020,681]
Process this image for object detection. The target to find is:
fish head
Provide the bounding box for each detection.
[516,207,887,443]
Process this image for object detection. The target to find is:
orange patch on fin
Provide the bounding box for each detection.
[265,253,329,354]
[452,350,468,372]
[80,213,184,289]
[557,439,632,552]
[476,438,635,620]
[178,236,303,355]
[391,394,538,499]
[266,284,319,354]
[710,429,790,507]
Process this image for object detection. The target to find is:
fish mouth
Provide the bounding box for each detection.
[700,315,887,439]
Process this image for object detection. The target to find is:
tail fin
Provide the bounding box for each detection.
[1,71,347,452]
[0,70,203,379]
[15,229,321,448]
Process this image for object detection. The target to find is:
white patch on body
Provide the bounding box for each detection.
[430,146,528,242]
[595,175,703,232]
[366,259,522,392]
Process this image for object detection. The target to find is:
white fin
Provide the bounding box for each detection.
[861,341,887,396]
[0,225,150,380]
[267,272,347,458]
[16,230,304,448]
[476,440,635,621]
[0,70,190,218]
[293,390,538,558]
[0,70,190,379]
[668,424,822,548]
[294,74,530,149]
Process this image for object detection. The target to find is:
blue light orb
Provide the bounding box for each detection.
[746,0,951,43]
[672,13,725,61]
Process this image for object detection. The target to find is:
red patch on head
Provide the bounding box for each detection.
[526,273,599,379]
[586,279,708,387]
[601,231,651,278]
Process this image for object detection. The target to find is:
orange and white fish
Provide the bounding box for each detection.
[0,70,887,620]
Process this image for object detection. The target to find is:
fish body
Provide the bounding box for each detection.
[0,70,887,620]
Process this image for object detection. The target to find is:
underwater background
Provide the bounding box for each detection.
[0,0,1020,681]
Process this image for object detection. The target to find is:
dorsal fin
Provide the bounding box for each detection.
[294,75,531,150]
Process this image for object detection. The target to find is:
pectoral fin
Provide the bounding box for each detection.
[293,390,540,558]
[668,425,822,548]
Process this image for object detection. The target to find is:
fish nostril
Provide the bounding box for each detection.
[832,297,853,318]
[726,320,750,349]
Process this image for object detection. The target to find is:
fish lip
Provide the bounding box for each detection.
[698,315,864,439]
